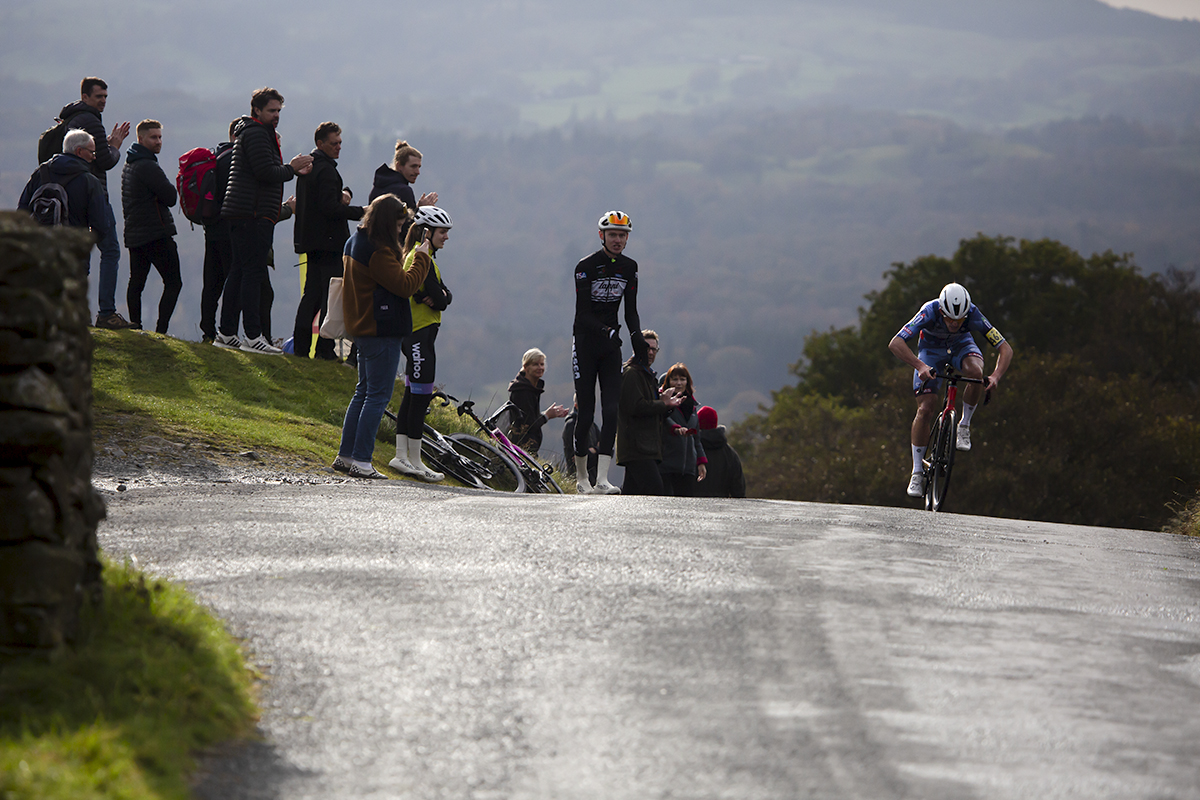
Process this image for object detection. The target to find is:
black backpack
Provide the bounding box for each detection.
[28,165,69,226]
[36,109,88,165]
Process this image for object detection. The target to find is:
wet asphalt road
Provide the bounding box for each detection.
[97,482,1200,800]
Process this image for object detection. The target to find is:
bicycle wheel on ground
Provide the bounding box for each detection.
[421,430,487,489]
[513,450,564,494]
[926,410,956,512]
[448,434,525,492]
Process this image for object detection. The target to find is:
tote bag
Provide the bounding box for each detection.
[319,277,348,339]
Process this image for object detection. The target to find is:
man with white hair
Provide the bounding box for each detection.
[19,129,111,241]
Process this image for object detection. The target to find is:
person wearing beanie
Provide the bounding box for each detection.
[695,406,747,498]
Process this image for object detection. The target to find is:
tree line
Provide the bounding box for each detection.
[730,234,1200,531]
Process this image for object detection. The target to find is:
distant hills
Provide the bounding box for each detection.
[1,0,1197,421]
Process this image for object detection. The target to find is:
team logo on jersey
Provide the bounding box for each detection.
[576,271,587,281]
[591,276,627,302]
[985,328,1005,347]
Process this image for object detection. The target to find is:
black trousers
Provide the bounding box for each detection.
[572,334,622,457]
[200,226,231,340]
[621,460,664,496]
[292,250,341,359]
[221,218,274,340]
[127,237,182,334]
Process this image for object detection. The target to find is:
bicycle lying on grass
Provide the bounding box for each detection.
[382,404,522,491]
[923,367,990,512]
[444,394,565,494]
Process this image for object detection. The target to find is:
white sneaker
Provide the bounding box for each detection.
[407,438,444,482]
[388,435,421,476]
[956,424,972,451]
[214,332,242,350]
[592,454,621,494]
[907,472,925,498]
[574,455,594,494]
[241,335,283,355]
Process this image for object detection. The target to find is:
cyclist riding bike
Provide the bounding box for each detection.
[887,282,1014,498]
[571,210,643,494]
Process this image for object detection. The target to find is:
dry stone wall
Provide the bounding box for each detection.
[0,211,106,651]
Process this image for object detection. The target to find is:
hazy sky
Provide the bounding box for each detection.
[1103,0,1200,18]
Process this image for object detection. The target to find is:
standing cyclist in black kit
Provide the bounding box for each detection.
[572,210,643,494]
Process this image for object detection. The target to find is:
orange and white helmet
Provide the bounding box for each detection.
[598,210,632,232]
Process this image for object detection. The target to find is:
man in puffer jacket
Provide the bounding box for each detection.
[121,120,181,334]
[19,129,110,237]
[215,87,313,355]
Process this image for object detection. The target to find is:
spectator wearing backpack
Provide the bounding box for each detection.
[195,132,235,342]
[292,121,363,360]
[215,87,313,355]
[121,120,182,335]
[19,129,110,238]
[57,77,134,330]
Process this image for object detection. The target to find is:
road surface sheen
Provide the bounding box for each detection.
[97,483,1200,800]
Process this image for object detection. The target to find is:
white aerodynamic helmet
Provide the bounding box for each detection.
[414,205,453,229]
[598,210,632,231]
[938,282,971,320]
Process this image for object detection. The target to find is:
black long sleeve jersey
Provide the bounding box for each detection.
[572,249,641,342]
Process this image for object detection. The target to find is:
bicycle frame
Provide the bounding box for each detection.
[922,367,990,512]
[435,394,563,492]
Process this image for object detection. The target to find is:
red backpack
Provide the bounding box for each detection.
[176,147,218,225]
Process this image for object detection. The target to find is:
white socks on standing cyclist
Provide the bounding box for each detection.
[912,444,926,475]
[960,401,977,427]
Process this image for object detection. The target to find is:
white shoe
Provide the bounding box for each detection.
[592,454,621,494]
[574,455,594,494]
[956,424,972,451]
[241,334,283,355]
[388,434,421,476]
[907,472,925,498]
[407,438,444,482]
[214,332,242,350]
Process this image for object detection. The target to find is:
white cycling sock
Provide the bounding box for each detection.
[912,444,926,474]
[960,402,977,426]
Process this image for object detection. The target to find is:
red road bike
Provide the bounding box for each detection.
[923,368,989,512]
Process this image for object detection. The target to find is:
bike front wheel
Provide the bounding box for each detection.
[926,410,956,512]
[421,433,486,489]
[448,434,525,492]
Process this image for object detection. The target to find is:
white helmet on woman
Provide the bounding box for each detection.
[414,205,453,229]
[938,282,971,320]
[598,210,632,231]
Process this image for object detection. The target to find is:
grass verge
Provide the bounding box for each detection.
[0,558,258,800]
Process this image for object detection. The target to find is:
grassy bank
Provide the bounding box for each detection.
[0,559,258,800]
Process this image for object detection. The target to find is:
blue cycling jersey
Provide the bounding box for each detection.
[896,299,1006,352]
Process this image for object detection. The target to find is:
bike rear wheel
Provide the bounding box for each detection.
[926,410,956,512]
[448,434,525,492]
[511,449,564,494]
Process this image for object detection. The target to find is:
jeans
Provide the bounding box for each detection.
[127,237,182,334]
[95,200,121,316]
[220,218,274,340]
[338,336,403,463]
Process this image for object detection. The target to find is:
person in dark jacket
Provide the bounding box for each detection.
[695,407,746,498]
[616,330,683,496]
[60,77,133,329]
[292,121,364,360]
[507,348,568,455]
[215,87,313,355]
[368,139,438,209]
[121,120,181,334]
[658,362,708,496]
[19,130,110,238]
[333,195,430,480]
